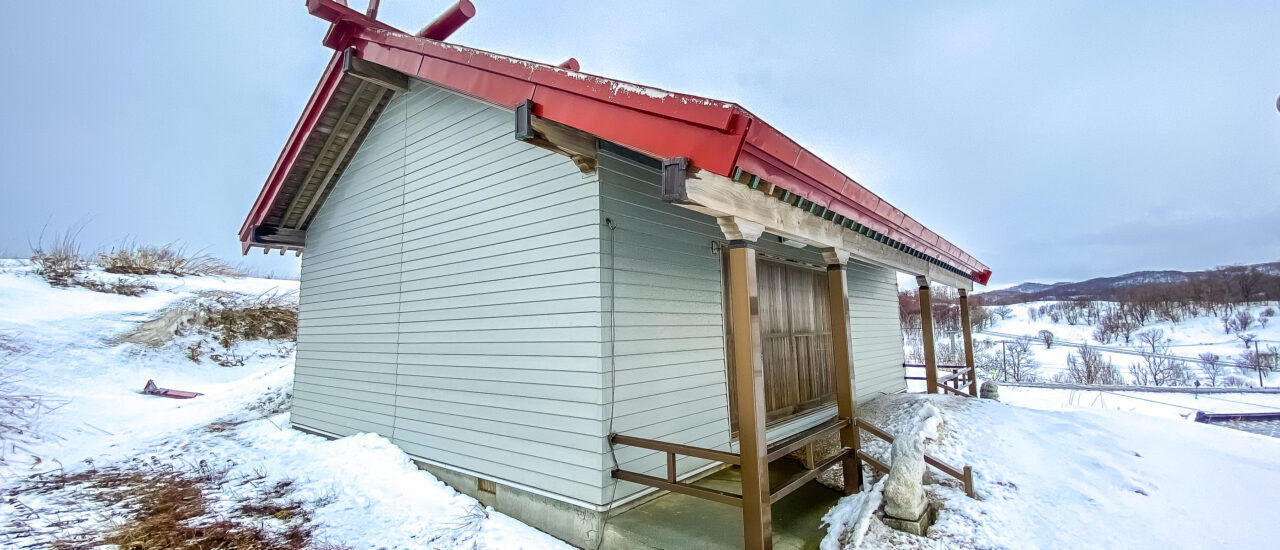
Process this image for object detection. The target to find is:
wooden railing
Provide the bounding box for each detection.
[854,418,975,498]
[610,418,851,507]
[903,363,974,397]
[611,415,978,505]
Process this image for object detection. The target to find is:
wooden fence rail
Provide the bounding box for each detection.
[854,418,976,498]
[903,363,975,397]
[609,417,851,507]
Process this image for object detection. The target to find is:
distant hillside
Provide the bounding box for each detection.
[980,261,1280,304]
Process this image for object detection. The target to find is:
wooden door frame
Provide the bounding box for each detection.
[723,253,837,435]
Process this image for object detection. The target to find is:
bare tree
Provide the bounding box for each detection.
[1092,324,1113,345]
[1232,310,1255,333]
[1038,329,1055,349]
[995,337,1040,383]
[1237,332,1257,350]
[1238,349,1275,387]
[1116,317,1137,344]
[993,305,1014,320]
[1062,343,1122,385]
[1222,374,1249,388]
[1136,329,1165,351]
[1129,329,1188,386]
[1198,352,1224,387]
[1063,306,1081,326]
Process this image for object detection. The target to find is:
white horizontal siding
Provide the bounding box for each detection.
[847,259,909,401]
[292,79,609,505]
[294,84,407,440]
[597,150,733,501]
[293,78,910,509]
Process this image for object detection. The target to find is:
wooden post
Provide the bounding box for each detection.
[959,289,978,397]
[823,248,862,495]
[916,276,938,394]
[719,217,771,550]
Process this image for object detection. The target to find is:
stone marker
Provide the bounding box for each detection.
[882,403,941,536]
[980,380,1000,401]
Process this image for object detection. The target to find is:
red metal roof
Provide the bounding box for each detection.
[241,0,990,284]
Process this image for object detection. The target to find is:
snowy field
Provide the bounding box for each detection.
[1000,385,1280,422]
[0,261,567,548]
[976,300,1280,386]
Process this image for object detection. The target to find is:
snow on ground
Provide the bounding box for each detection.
[822,393,1280,550]
[9,260,1280,549]
[1000,385,1280,422]
[0,261,568,549]
[975,300,1280,386]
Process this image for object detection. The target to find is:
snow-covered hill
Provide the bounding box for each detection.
[979,261,1280,303]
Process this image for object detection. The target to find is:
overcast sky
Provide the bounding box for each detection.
[2,1,1277,286]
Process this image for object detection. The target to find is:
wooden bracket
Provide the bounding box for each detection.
[342,47,408,92]
[514,99,534,141]
[661,157,689,202]
[570,154,596,173]
[716,217,765,242]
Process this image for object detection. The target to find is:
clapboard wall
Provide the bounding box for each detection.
[293,76,410,439]
[294,77,908,509]
[596,149,733,501]
[596,149,909,502]
[295,79,609,505]
[846,260,909,401]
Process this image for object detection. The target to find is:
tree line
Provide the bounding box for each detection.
[897,264,1280,388]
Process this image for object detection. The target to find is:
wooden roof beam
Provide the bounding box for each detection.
[681,169,975,291]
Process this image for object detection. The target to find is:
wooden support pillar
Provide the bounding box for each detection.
[916,276,938,394]
[719,217,771,550]
[959,289,978,397]
[822,248,862,495]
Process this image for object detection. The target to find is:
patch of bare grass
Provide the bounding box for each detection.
[98,242,244,278]
[0,345,65,474]
[4,458,343,549]
[119,291,297,367]
[185,292,298,366]
[200,292,298,349]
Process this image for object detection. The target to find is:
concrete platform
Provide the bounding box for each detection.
[601,459,841,550]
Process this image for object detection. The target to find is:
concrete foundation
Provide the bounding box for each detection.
[415,458,840,550]
[882,504,936,537]
[415,461,605,549]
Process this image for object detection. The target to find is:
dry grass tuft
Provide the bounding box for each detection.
[0,343,62,474]
[98,243,244,278]
[29,228,89,288]
[74,277,157,297]
[425,504,490,550]
[28,229,160,296]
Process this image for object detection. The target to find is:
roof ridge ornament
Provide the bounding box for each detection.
[416,0,476,41]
